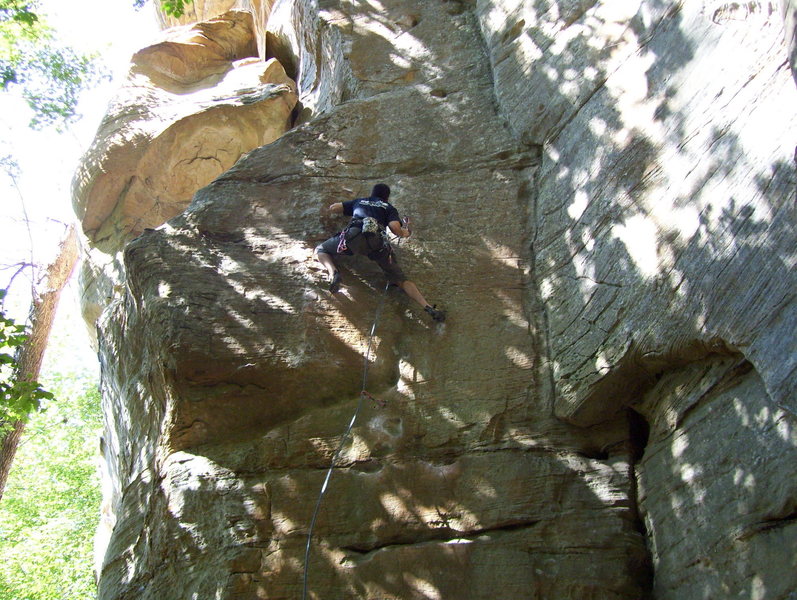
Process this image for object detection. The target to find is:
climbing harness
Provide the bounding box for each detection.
[301,279,391,600]
[336,216,391,256]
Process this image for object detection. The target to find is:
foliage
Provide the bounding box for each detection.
[0,0,107,129]
[0,371,102,600]
[1,0,200,128]
[0,153,19,179]
[0,290,53,430]
[134,0,195,18]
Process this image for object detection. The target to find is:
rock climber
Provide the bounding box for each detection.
[314,183,446,323]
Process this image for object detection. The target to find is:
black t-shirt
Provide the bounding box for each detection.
[342,196,400,229]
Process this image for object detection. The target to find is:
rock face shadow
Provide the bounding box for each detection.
[80,1,797,599]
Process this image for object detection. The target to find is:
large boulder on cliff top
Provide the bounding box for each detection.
[77,1,797,599]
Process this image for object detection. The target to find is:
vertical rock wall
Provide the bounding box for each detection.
[75,1,797,599]
[476,1,797,596]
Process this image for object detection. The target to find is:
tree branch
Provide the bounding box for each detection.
[0,224,79,500]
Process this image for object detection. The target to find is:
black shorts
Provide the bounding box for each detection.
[316,227,407,285]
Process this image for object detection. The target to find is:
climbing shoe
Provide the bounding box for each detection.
[328,271,341,293]
[424,304,446,323]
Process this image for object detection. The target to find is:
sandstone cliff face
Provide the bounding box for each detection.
[75,1,797,599]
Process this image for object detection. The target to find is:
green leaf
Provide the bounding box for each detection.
[0,2,107,129]
[0,302,52,425]
[161,0,194,18]
[0,372,101,600]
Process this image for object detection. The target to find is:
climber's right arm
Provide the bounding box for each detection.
[323,203,344,215]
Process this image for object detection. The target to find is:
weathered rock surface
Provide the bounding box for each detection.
[73,10,294,249]
[73,9,297,337]
[635,357,797,598]
[75,1,797,599]
[787,0,797,82]
[154,0,238,28]
[153,0,279,61]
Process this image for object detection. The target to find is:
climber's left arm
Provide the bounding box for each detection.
[389,219,411,238]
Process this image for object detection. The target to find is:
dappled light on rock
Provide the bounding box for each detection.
[132,10,259,89]
[74,1,797,599]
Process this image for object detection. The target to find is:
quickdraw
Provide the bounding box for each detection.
[336,229,348,254]
[361,389,386,408]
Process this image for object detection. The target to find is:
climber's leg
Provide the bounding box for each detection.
[314,238,345,292]
[314,248,337,278]
[400,280,446,321]
[398,280,427,308]
[373,250,446,322]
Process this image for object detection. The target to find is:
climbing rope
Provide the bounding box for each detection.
[301,279,391,600]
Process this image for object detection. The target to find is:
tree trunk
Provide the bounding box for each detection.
[0,225,79,500]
